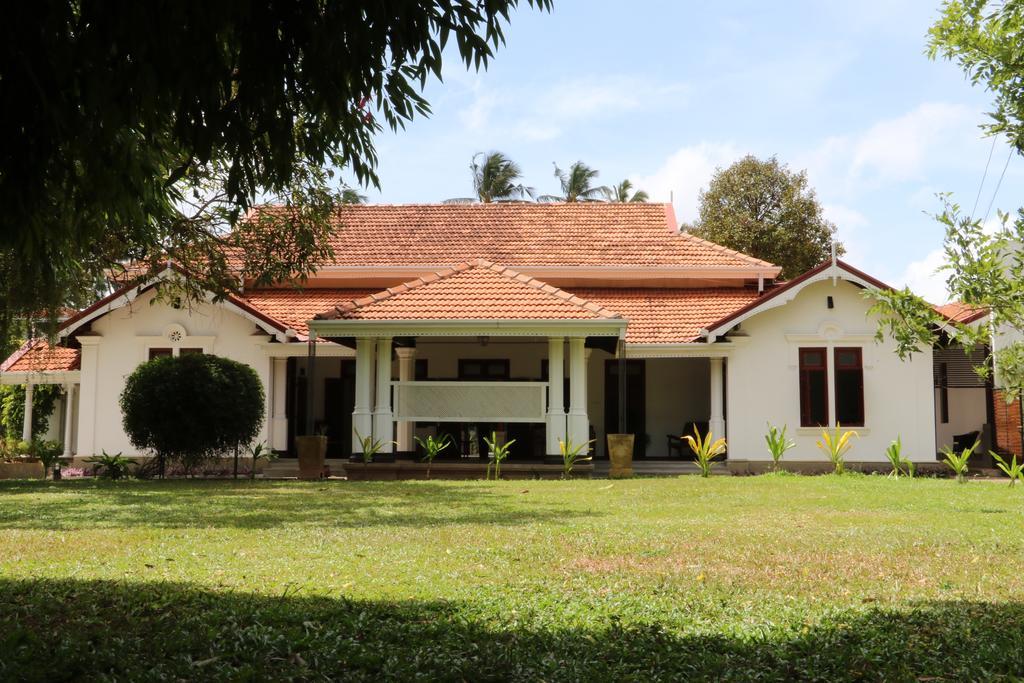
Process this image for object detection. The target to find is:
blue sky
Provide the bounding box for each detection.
[355,0,1021,303]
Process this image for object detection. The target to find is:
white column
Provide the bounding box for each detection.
[352,338,376,453]
[62,383,76,457]
[545,337,566,456]
[396,347,416,452]
[271,358,289,451]
[567,337,589,449]
[709,357,725,439]
[21,383,34,442]
[373,337,394,452]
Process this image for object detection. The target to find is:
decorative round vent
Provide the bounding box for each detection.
[164,324,187,344]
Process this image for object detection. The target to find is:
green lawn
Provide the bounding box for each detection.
[1,475,1023,681]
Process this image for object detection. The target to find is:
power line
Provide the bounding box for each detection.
[982,144,1014,228]
[971,135,998,219]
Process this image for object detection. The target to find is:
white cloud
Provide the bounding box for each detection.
[823,203,869,264]
[897,248,949,304]
[631,142,743,222]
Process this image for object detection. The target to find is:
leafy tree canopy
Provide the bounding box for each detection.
[121,354,265,471]
[688,155,841,279]
[869,0,1024,398]
[0,1,551,336]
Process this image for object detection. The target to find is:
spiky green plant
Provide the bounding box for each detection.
[483,432,516,480]
[940,441,977,483]
[816,425,858,475]
[764,423,795,471]
[247,441,277,480]
[559,438,594,478]
[415,433,453,479]
[684,427,727,478]
[991,451,1024,487]
[884,436,914,478]
[355,430,396,472]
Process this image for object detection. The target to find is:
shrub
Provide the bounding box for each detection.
[86,451,134,480]
[884,436,914,478]
[816,425,857,474]
[683,427,726,478]
[415,434,452,479]
[764,423,794,471]
[483,431,515,480]
[991,451,1023,487]
[940,441,977,483]
[559,438,594,479]
[120,354,265,476]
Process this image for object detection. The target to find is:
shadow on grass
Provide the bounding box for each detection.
[1,577,1022,681]
[0,480,584,531]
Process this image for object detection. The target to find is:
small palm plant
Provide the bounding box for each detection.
[248,441,277,480]
[816,425,857,474]
[884,436,914,478]
[355,430,396,474]
[684,427,727,478]
[940,441,977,483]
[483,432,515,481]
[991,451,1024,487]
[764,424,795,471]
[559,438,594,478]
[415,433,453,479]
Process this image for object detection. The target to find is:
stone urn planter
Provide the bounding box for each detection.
[606,434,635,478]
[295,436,328,480]
[0,460,45,480]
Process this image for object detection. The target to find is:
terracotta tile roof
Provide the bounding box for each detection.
[1,339,80,374]
[935,301,988,324]
[242,288,378,338]
[571,287,763,344]
[251,203,777,270]
[318,260,623,321]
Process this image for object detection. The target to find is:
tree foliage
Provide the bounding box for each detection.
[544,161,608,202]
[0,384,60,441]
[689,155,841,279]
[120,354,265,472]
[869,1,1024,399]
[469,151,534,202]
[604,180,649,203]
[0,1,551,334]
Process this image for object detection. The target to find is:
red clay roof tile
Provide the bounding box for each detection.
[1,339,80,373]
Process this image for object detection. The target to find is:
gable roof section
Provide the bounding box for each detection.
[317,260,622,321]
[1,339,80,374]
[242,288,378,339]
[572,287,763,344]
[702,259,893,340]
[934,301,988,325]
[252,203,778,272]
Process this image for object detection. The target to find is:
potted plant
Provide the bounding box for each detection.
[295,426,328,481]
[606,433,634,478]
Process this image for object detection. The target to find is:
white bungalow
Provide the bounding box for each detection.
[1,203,957,474]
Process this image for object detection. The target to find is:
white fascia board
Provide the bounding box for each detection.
[308,318,627,339]
[623,343,734,359]
[0,370,81,385]
[704,264,881,340]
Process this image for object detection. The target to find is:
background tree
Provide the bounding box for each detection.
[120,354,265,476]
[604,180,649,203]
[870,0,1024,398]
[543,161,608,202]
[454,151,533,203]
[688,155,841,279]
[0,1,551,336]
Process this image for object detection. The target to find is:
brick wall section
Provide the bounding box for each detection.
[993,389,1023,457]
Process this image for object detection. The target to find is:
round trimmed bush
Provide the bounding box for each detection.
[120,354,265,473]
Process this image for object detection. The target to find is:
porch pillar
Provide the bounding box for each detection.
[62,383,76,457]
[395,347,416,453]
[545,337,566,456]
[352,337,376,453]
[373,337,394,452]
[709,357,725,439]
[271,358,289,451]
[21,382,34,442]
[567,337,589,449]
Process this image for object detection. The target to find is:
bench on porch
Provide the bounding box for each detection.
[666,421,709,460]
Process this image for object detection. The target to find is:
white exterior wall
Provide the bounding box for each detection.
[934,387,987,452]
[726,279,936,462]
[413,339,549,379]
[77,290,274,457]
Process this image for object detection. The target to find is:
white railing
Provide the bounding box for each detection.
[392,381,548,423]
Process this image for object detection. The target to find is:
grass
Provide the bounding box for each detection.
[1,475,1023,680]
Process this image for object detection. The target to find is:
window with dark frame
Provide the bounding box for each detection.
[798,347,828,427]
[179,348,204,356]
[833,347,864,427]
[148,348,173,360]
